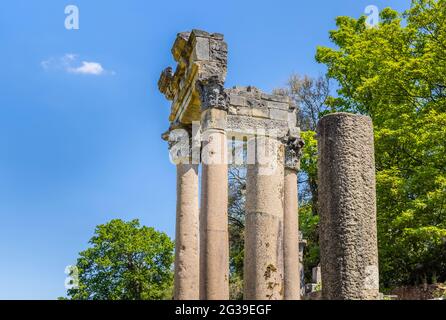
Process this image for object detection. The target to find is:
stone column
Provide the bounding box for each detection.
[199,83,229,300]
[283,136,303,300]
[167,127,200,300]
[174,163,200,300]
[158,30,229,300]
[244,136,285,300]
[317,113,379,300]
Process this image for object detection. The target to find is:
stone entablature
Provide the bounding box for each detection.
[225,86,299,141]
[158,30,300,142]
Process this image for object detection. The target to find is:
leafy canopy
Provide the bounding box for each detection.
[66,219,174,300]
[316,0,446,287]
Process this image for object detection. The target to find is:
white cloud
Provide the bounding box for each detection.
[68,61,104,75]
[63,53,78,62]
[41,54,114,76]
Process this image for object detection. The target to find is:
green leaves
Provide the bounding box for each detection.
[317,0,446,288]
[67,219,174,300]
[300,131,318,180]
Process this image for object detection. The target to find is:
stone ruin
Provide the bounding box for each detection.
[158,30,379,300]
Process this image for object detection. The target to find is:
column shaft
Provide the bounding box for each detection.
[283,168,300,300]
[317,113,379,300]
[200,109,229,300]
[174,163,200,300]
[244,136,285,300]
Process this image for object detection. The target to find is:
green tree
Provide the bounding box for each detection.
[66,219,174,300]
[298,130,320,282]
[316,0,446,289]
[228,167,246,300]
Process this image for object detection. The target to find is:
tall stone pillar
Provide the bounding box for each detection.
[317,113,379,300]
[244,136,285,300]
[174,162,200,300]
[167,126,200,300]
[199,81,230,300]
[283,135,304,300]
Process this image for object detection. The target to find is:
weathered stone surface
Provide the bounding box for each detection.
[159,30,228,124]
[210,38,228,64]
[196,77,228,112]
[200,108,229,300]
[226,115,291,140]
[201,108,227,132]
[174,163,200,300]
[283,168,300,300]
[244,137,285,300]
[285,130,304,171]
[158,67,175,100]
[283,132,303,300]
[252,107,269,119]
[235,106,252,117]
[229,94,247,107]
[269,109,289,121]
[164,124,191,165]
[225,86,297,138]
[317,112,379,300]
[267,101,289,111]
[172,32,191,63]
[192,36,210,61]
[261,93,291,104]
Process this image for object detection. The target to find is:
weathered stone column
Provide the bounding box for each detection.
[199,82,229,300]
[317,113,379,300]
[244,136,285,300]
[174,162,200,300]
[166,127,200,300]
[283,135,304,300]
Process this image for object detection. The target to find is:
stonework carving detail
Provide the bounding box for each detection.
[196,77,228,111]
[285,132,304,171]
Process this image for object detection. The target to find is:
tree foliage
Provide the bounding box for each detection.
[316,0,446,288]
[219,0,445,295]
[66,219,174,300]
[228,166,246,300]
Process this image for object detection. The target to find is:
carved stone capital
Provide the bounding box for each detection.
[163,124,200,164]
[284,131,304,171]
[196,77,228,112]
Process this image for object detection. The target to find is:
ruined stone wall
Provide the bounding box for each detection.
[226,86,297,141]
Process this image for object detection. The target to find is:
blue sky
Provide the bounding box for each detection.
[0,0,409,299]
